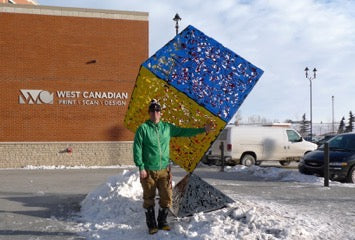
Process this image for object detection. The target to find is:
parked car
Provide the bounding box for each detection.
[299,133,355,183]
[316,134,337,146]
[202,125,317,167]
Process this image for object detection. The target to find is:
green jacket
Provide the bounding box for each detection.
[133,120,205,171]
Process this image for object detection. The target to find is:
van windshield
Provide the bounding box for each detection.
[286,130,302,143]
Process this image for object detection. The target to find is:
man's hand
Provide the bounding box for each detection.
[140,169,148,179]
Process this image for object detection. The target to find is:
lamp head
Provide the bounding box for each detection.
[313,68,317,78]
[173,13,181,22]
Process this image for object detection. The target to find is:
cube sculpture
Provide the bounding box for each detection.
[124,25,264,173]
[124,25,263,217]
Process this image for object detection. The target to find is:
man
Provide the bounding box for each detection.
[133,99,212,234]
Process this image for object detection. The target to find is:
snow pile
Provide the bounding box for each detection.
[81,170,142,222]
[75,169,349,240]
[226,165,324,183]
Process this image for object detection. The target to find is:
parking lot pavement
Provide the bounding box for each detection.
[0,166,354,240]
[0,168,126,240]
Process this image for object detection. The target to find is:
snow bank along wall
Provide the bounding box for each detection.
[0,4,148,167]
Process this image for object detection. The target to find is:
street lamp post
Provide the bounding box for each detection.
[305,67,317,140]
[173,13,182,36]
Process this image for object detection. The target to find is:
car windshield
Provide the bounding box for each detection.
[321,134,355,152]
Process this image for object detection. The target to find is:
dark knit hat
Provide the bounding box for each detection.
[148,99,161,112]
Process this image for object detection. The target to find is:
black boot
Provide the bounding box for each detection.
[145,207,158,234]
[157,207,170,231]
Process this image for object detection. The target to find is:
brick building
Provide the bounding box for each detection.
[0,4,148,167]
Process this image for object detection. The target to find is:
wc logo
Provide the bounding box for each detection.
[19,89,54,104]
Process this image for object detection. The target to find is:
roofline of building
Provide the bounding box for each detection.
[0,3,149,21]
[29,0,38,5]
[10,0,39,5]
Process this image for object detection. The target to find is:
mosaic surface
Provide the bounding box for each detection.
[143,25,264,122]
[124,25,263,172]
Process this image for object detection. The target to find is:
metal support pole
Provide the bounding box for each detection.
[175,21,179,35]
[310,79,313,139]
[332,96,335,133]
[220,142,224,172]
[324,142,329,187]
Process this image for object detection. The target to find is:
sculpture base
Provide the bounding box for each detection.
[171,173,234,217]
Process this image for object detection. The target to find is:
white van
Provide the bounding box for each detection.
[203,125,317,166]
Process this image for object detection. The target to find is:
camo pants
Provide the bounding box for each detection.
[141,169,172,209]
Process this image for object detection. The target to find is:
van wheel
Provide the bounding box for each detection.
[241,154,256,167]
[347,166,355,183]
[279,160,291,167]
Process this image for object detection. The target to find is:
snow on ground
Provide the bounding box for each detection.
[226,165,355,187]
[226,165,324,183]
[73,167,354,240]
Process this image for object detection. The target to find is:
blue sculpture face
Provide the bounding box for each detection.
[143,25,264,122]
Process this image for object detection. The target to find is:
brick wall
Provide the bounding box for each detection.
[0,5,148,142]
[0,5,148,167]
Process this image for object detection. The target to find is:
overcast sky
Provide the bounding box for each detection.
[37,0,355,124]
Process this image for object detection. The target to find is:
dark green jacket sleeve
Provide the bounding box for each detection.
[168,123,206,137]
[133,126,145,170]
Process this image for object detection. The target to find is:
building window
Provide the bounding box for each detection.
[8,0,16,4]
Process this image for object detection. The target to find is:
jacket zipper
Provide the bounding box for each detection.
[155,125,162,169]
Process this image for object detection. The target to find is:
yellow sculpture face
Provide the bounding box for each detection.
[124,67,226,172]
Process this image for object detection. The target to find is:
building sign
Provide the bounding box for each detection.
[19,89,129,106]
[19,89,54,104]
